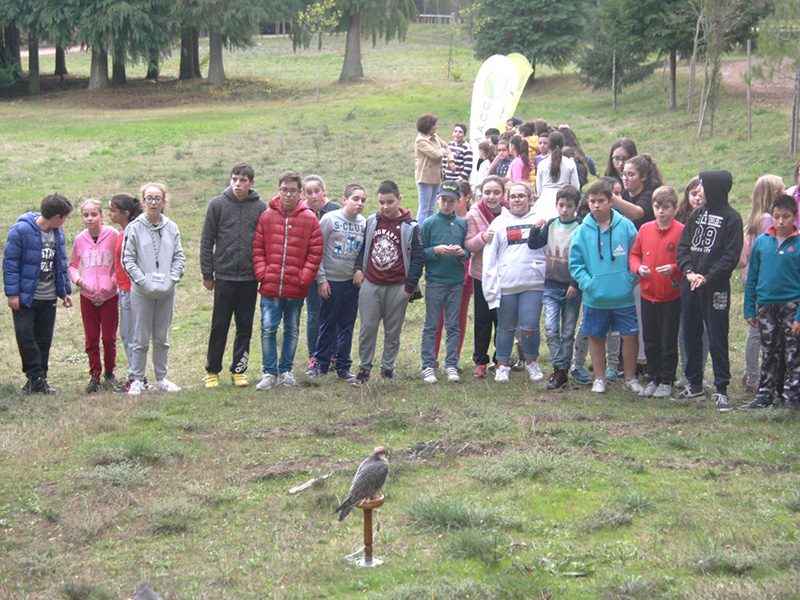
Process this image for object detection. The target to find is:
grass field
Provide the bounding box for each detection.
[1,25,800,600]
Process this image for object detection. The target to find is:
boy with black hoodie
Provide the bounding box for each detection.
[676,169,743,412]
[200,162,267,389]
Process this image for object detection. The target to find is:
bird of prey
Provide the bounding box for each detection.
[334,446,389,521]
[132,581,163,600]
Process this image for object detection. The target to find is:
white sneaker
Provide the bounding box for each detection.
[256,373,278,390]
[278,372,297,387]
[128,380,145,396]
[653,383,673,398]
[624,379,644,394]
[446,367,460,383]
[641,381,657,397]
[422,367,438,384]
[495,365,511,383]
[526,361,544,382]
[154,378,181,393]
[591,378,606,393]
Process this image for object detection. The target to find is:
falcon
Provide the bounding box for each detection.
[334,446,389,521]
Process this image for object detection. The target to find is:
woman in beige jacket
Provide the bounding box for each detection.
[415,113,454,224]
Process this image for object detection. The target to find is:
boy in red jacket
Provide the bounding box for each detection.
[630,186,684,398]
[252,171,323,389]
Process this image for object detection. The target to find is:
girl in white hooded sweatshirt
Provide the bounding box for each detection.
[483,182,547,383]
[122,182,185,396]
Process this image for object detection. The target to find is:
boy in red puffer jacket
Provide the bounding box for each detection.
[252,170,322,389]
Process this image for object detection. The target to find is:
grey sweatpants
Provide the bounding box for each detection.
[118,290,135,379]
[130,291,175,381]
[357,280,409,372]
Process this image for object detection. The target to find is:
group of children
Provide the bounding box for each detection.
[6,146,800,413]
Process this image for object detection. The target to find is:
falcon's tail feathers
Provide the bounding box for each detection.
[335,499,354,521]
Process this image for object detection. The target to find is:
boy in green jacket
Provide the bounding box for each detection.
[420,181,470,383]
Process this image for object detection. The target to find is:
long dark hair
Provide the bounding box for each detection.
[604,137,638,178]
[548,131,565,181]
[626,154,663,192]
[510,135,530,180]
[110,193,142,225]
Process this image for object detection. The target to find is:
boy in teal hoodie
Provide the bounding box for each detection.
[742,194,800,410]
[420,181,470,383]
[569,179,640,394]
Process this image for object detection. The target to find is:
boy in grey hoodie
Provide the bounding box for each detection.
[200,162,267,389]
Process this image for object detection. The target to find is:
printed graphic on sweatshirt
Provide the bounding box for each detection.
[546,224,574,282]
[81,248,115,269]
[39,231,55,283]
[505,224,533,245]
[370,228,401,271]
[612,244,627,258]
[331,221,365,261]
[690,213,722,254]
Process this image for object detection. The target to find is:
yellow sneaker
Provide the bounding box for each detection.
[203,373,219,389]
[231,373,249,388]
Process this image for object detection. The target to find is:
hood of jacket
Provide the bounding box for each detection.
[268,195,311,217]
[133,212,173,231]
[223,186,262,204]
[700,170,733,212]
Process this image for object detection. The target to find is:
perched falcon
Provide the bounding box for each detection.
[334,446,389,521]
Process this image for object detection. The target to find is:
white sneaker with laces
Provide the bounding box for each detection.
[641,381,657,397]
[446,367,460,383]
[256,373,278,390]
[526,361,544,382]
[591,378,606,393]
[495,365,511,383]
[422,367,438,384]
[278,372,298,387]
[624,379,644,394]
[155,378,181,393]
[653,383,672,398]
[128,380,145,396]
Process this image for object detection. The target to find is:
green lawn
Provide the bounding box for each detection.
[1,25,799,599]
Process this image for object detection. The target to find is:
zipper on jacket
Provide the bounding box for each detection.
[278,212,289,297]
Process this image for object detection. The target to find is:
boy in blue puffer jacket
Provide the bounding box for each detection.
[3,194,73,394]
[569,179,641,395]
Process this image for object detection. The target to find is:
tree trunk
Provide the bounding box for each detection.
[207,29,225,85]
[112,49,127,85]
[612,50,617,111]
[192,27,201,78]
[791,61,800,155]
[688,12,702,113]
[27,35,39,96]
[180,25,196,80]
[530,55,536,84]
[89,48,109,90]
[146,46,160,80]
[669,48,676,110]
[339,12,364,81]
[5,23,21,66]
[55,46,68,79]
[746,39,752,140]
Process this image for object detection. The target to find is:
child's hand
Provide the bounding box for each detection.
[746,317,758,327]
[203,279,214,291]
[483,230,495,244]
[566,286,578,299]
[434,245,451,256]
[63,295,73,308]
[7,296,20,311]
[535,219,547,228]
[318,281,331,300]
[638,266,651,278]
[353,271,364,287]
[454,247,466,258]
[793,320,800,338]
[655,265,673,276]
[687,273,706,290]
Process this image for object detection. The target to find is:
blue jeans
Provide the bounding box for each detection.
[416,182,439,224]
[543,286,581,371]
[305,283,321,360]
[496,290,543,363]
[315,280,359,374]
[421,282,462,369]
[260,296,304,375]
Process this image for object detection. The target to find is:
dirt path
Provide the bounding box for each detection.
[720,58,796,108]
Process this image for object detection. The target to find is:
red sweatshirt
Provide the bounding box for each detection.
[630,219,684,303]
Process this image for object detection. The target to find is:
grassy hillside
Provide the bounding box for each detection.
[1,25,799,599]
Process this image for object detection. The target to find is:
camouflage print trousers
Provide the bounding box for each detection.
[756,301,800,406]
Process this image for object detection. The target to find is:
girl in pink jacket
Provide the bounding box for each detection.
[69,198,119,393]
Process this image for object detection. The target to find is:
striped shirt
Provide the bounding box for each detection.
[442,141,473,182]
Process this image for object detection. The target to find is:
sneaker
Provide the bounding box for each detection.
[570,365,592,386]
[305,358,316,376]
[30,376,55,394]
[278,372,297,387]
[336,370,356,382]
[640,381,657,397]
[511,358,526,372]
[113,379,132,393]
[526,361,544,382]
[307,367,327,379]
[231,373,248,388]
[674,386,705,400]
[547,370,568,390]
[605,367,618,383]
[422,367,438,384]
[591,378,606,393]
[474,364,487,378]
[256,373,278,390]
[446,367,460,383]
[713,392,732,413]
[624,379,644,394]
[204,373,220,389]
[352,369,370,386]
[86,377,101,394]
[739,396,772,410]
[104,372,116,385]
[495,365,511,383]
[20,379,35,396]
[128,380,145,396]
[456,363,465,374]
[154,378,181,393]
[381,369,394,380]
[653,384,672,398]
[142,377,152,390]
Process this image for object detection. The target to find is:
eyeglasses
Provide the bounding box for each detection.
[144,196,164,204]
[509,194,529,201]
[612,155,629,164]
[280,187,300,196]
